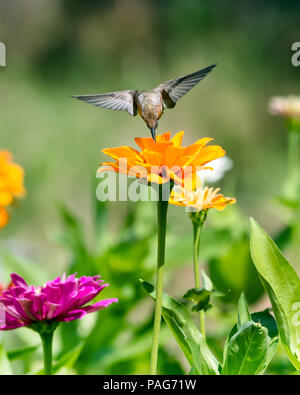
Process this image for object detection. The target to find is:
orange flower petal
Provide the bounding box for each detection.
[0,151,12,162]
[171,131,185,147]
[100,132,226,189]
[0,207,9,229]
[191,145,226,167]
[135,137,157,151]
[156,132,171,142]
[0,191,13,206]
[181,137,214,158]
[102,146,143,163]
[141,150,163,166]
[0,151,25,220]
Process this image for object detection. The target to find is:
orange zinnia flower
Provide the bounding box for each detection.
[0,151,25,229]
[98,131,225,189]
[169,186,236,211]
[0,207,9,229]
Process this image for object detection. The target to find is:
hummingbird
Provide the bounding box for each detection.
[72,64,216,141]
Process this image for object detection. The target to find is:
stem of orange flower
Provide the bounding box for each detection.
[150,185,169,375]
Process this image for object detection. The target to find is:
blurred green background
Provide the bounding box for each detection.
[0,0,299,374]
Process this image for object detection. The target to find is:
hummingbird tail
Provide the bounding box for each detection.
[150,128,156,142]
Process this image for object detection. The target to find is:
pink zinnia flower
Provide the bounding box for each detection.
[0,273,118,330]
[0,281,13,297]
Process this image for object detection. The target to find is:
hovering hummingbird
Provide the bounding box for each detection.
[72,64,216,141]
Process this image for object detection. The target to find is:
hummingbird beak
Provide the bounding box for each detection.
[150,128,156,142]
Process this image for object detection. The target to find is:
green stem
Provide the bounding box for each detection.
[192,220,206,339]
[40,331,54,375]
[150,188,169,375]
[284,126,299,201]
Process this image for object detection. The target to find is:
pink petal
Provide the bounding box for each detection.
[56,309,87,322]
[83,298,118,313]
[10,273,28,288]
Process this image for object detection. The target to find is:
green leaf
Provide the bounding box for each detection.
[263,337,279,373]
[188,366,198,375]
[250,218,300,369]
[223,296,278,374]
[36,342,84,375]
[252,309,278,339]
[140,279,220,375]
[222,322,270,375]
[104,237,149,273]
[183,288,211,312]
[183,271,225,312]
[52,342,84,374]
[201,270,213,291]
[1,250,46,285]
[0,342,12,375]
[277,196,300,210]
[7,345,39,361]
[238,292,251,328]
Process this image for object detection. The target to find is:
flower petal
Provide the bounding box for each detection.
[102,146,142,163]
[57,309,87,322]
[83,298,118,314]
[10,273,28,288]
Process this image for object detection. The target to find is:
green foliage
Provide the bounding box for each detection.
[141,279,221,375]
[206,207,264,305]
[183,271,225,312]
[222,294,278,375]
[250,218,300,370]
[222,322,270,375]
[7,345,39,361]
[142,281,278,375]
[1,0,300,376]
[0,250,47,285]
[209,233,264,304]
[0,341,12,375]
[53,200,185,375]
[35,343,84,375]
[237,292,251,327]
[252,310,278,340]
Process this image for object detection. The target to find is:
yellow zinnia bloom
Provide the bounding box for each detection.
[169,186,236,211]
[98,131,225,190]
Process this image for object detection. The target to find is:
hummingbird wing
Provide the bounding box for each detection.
[72,90,137,116]
[159,64,217,108]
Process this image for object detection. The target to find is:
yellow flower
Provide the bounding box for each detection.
[0,151,25,229]
[98,131,225,190]
[169,186,236,211]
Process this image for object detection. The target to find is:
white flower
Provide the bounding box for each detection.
[197,156,233,184]
[268,95,300,119]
